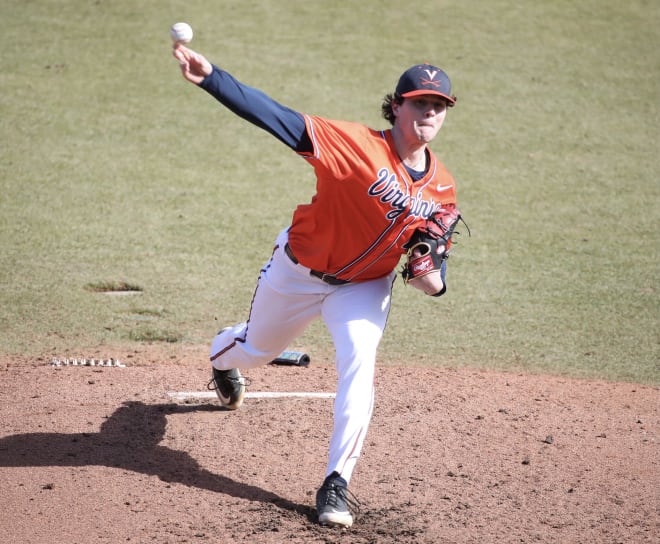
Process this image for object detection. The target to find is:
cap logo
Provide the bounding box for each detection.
[421,69,441,89]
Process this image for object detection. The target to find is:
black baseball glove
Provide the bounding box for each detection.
[402,206,465,296]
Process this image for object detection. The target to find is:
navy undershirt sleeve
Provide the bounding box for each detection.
[199,65,312,153]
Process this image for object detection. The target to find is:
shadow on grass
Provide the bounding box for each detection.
[0,401,316,521]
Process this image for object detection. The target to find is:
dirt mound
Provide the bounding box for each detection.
[1,348,657,543]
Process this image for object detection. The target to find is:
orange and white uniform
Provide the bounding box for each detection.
[201,65,458,484]
[291,115,456,281]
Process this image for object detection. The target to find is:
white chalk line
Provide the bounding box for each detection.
[167,391,335,400]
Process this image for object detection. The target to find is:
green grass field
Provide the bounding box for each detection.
[1,0,658,384]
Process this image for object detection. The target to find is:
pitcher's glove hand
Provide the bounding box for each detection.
[402,206,465,296]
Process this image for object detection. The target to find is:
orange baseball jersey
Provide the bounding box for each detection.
[286,115,457,282]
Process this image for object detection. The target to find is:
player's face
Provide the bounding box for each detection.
[394,95,448,143]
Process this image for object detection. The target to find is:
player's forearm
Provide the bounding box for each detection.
[199,65,308,150]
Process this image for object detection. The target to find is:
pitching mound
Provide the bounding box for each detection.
[1,347,657,543]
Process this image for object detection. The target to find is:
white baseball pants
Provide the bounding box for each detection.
[210,229,395,483]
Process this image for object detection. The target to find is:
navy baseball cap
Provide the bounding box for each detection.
[396,64,456,105]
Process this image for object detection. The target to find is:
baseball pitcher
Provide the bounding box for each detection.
[172,43,464,528]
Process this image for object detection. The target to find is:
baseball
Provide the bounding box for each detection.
[170,22,193,44]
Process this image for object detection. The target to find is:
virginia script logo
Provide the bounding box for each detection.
[368,167,444,220]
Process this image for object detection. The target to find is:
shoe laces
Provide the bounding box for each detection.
[321,480,361,518]
[206,373,251,392]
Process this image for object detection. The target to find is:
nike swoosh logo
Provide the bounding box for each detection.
[218,391,232,405]
[436,184,453,191]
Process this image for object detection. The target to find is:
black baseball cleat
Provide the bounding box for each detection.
[316,472,360,528]
[207,367,246,410]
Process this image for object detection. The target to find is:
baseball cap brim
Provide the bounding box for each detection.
[400,89,456,104]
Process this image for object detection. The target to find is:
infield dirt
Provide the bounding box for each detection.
[1,346,657,543]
